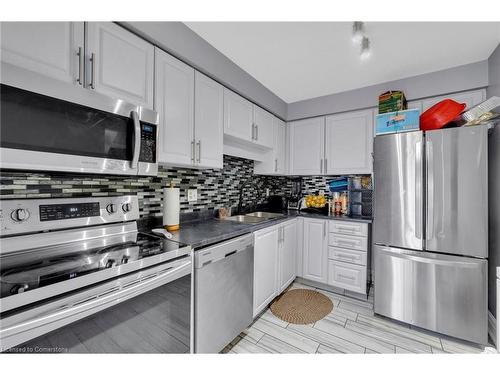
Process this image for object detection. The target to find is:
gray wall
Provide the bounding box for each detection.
[487,43,500,98]
[120,22,287,120]
[487,44,500,319]
[287,60,489,121]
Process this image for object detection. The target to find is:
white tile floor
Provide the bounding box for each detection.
[223,281,491,354]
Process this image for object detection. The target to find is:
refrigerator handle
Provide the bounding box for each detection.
[426,139,434,241]
[415,140,422,240]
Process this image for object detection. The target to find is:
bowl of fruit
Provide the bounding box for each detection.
[304,194,327,208]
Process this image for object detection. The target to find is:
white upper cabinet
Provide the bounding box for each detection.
[253,116,286,175]
[253,106,274,148]
[0,22,84,87]
[223,88,254,142]
[155,48,195,167]
[279,220,297,292]
[194,71,224,169]
[288,117,325,175]
[302,218,328,283]
[253,226,279,318]
[275,118,287,174]
[86,22,154,108]
[421,89,485,112]
[325,109,373,175]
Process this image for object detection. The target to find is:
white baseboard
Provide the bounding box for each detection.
[488,310,497,349]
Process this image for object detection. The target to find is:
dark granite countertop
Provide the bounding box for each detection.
[140,211,371,250]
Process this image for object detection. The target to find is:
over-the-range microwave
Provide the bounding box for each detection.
[0,63,159,176]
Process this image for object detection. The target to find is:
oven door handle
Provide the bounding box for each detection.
[0,259,191,349]
[131,110,141,170]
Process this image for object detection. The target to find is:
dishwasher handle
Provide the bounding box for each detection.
[194,234,253,268]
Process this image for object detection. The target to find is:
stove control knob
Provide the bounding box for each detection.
[11,208,29,222]
[122,203,132,213]
[106,204,117,214]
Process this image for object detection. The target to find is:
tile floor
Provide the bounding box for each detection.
[223,281,491,354]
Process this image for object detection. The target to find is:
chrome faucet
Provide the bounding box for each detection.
[237,177,262,214]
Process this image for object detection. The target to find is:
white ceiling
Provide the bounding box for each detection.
[185,22,500,103]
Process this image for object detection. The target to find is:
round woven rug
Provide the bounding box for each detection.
[270,289,333,324]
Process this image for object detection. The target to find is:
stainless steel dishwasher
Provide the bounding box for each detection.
[194,234,254,353]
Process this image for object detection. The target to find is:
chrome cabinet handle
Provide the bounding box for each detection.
[130,111,141,169]
[251,124,255,140]
[191,140,195,163]
[324,159,328,174]
[323,221,326,238]
[320,159,323,174]
[89,52,96,89]
[275,159,278,172]
[337,239,357,247]
[76,47,83,85]
[336,254,357,260]
[338,274,356,281]
[196,140,201,163]
[255,125,258,141]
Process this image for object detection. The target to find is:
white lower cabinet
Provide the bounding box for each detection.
[302,218,328,283]
[253,226,279,317]
[327,261,367,294]
[279,220,297,292]
[297,218,370,295]
[253,219,297,317]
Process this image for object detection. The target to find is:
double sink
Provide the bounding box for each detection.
[221,211,285,225]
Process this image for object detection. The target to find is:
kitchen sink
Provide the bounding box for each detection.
[245,211,285,219]
[221,215,268,224]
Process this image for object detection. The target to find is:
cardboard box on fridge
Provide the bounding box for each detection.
[376,108,420,135]
[378,90,407,114]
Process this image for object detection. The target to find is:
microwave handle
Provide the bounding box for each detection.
[131,111,141,169]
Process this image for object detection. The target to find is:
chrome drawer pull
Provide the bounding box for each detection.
[338,274,356,281]
[337,240,357,247]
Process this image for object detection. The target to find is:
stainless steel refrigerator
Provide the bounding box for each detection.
[373,125,488,345]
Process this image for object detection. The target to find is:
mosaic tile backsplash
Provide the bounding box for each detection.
[0,155,371,220]
[0,155,291,218]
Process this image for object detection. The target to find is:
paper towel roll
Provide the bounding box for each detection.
[163,187,180,231]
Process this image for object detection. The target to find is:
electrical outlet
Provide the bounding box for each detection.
[187,189,197,202]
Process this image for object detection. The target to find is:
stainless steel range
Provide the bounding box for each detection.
[0,195,192,353]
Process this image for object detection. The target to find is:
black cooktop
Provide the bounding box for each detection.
[0,233,188,299]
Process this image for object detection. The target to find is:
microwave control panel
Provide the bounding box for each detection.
[139,123,157,163]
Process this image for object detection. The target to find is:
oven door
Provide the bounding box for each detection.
[0,65,158,176]
[0,256,191,353]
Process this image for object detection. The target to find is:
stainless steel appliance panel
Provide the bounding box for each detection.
[2,258,191,353]
[373,131,423,250]
[194,234,253,353]
[425,126,488,257]
[374,245,488,344]
[0,63,158,176]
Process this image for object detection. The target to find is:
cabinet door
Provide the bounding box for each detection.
[155,48,195,167]
[223,89,253,142]
[302,218,327,283]
[0,22,84,87]
[87,22,154,108]
[279,220,297,292]
[289,117,325,175]
[422,89,485,112]
[325,109,373,175]
[253,106,274,149]
[253,116,286,175]
[253,226,279,317]
[194,72,223,169]
[275,117,287,174]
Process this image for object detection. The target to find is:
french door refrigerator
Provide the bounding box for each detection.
[373,125,488,345]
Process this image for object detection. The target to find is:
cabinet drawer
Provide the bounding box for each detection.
[328,246,367,266]
[329,221,368,237]
[328,233,367,251]
[328,260,366,294]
